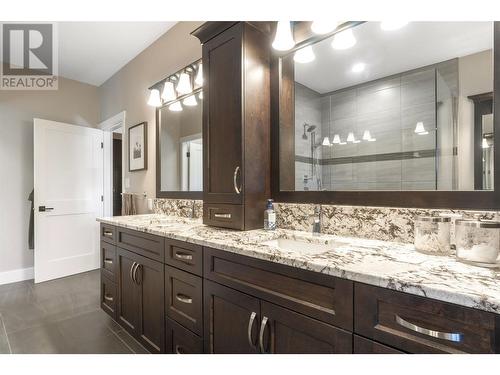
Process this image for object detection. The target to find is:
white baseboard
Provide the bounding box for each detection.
[0,267,34,285]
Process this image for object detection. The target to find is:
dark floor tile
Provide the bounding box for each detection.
[56,309,121,343]
[0,315,11,354]
[114,329,149,354]
[68,332,132,354]
[0,300,50,334]
[8,323,71,354]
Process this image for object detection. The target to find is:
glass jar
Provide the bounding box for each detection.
[455,220,500,268]
[414,216,451,255]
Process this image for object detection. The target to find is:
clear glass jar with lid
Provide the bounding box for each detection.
[455,220,500,268]
[414,216,451,255]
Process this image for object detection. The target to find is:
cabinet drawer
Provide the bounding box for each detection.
[165,265,203,336]
[203,203,244,230]
[100,223,116,245]
[101,241,116,281]
[354,283,500,354]
[354,335,404,354]
[204,247,353,330]
[101,274,117,319]
[165,239,203,277]
[117,227,164,262]
[166,318,203,354]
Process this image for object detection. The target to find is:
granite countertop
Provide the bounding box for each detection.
[97,214,500,315]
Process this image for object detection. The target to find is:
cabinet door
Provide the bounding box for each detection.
[204,280,260,354]
[203,23,243,204]
[260,301,353,354]
[117,248,140,336]
[134,253,165,354]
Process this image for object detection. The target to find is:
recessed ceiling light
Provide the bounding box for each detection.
[294,45,315,63]
[352,62,365,73]
[380,21,409,31]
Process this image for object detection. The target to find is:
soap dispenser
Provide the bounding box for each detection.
[264,199,276,230]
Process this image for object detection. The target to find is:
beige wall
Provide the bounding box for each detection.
[99,21,203,213]
[0,74,99,273]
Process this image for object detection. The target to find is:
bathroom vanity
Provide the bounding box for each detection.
[98,216,500,354]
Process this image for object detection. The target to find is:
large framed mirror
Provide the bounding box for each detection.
[271,21,500,209]
[155,60,203,199]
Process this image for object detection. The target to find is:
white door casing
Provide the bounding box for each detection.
[34,118,103,283]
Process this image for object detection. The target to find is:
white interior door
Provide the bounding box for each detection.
[34,118,103,283]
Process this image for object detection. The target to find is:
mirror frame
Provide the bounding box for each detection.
[270,21,500,209]
[155,104,203,200]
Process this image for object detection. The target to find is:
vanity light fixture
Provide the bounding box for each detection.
[332,134,341,144]
[161,81,176,102]
[362,130,371,141]
[168,101,183,112]
[380,21,409,31]
[331,28,356,50]
[322,136,331,146]
[482,138,490,149]
[294,45,315,63]
[352,62,365,73]
[346,132,355,143]
[414,121,428,135]
[147,88,162,107]
[195,63,203,86]
[176,71,192,94]
[183,95,197,106]
[311,21,339,35]
[272,21,295,51]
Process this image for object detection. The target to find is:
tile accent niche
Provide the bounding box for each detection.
[294,59,458,191]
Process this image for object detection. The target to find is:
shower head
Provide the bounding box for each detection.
[302,123,317,139]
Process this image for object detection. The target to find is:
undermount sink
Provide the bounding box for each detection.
[261,237,344,254]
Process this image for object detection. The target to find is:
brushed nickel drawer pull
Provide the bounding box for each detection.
[104,258,113,265]
[103,230,113,237]
[395,315,463,343]
[259,316,269,354]
[233,166,241,194]
[174,252,193,261]
[175,293,193,304]
[130,262,137,283]
[175,345,185,354]
[134,264,142,285]
[247,311,258,349]
[104,294,114,302]
[214,213,231,219]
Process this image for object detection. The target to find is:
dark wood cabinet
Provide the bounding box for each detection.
[260,301,352,354]
[204,280,261,354]
[166,318,204,354]
[193,22,271,230]
[353,335,404,354]
[116,247,165,354]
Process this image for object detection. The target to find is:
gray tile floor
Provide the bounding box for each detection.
[0,270,148,354]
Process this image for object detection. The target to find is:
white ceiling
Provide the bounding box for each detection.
[56,22,176,86]
[295,22,493,94]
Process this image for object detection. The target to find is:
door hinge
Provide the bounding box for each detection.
[101,195,104,202]
[186,151,190,158]
[101,142,103,149]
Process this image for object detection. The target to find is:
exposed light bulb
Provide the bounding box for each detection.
[161,81,176,102]
[352,62,365,73]
[380,21,409,31]
[272,21,295,51]
[168,101,183,112]
[346,132,355,143]
[331,29,356,50]
[183,95,197,106]
[482,138,490,149]
[414,121,428,135]
[294,45,315,63]
[311,21,339,35]
[332,134,341,144]
[147,89,162,107]
[176,72,192,94]
[368,138,376,142]
[199,91,203,100]
[322,136,331,146]
[195,63,203,86]
[362,130,371,141]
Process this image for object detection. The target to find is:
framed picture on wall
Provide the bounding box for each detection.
[128,122,147,171]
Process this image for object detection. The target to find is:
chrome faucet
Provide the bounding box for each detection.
[312,205,321,236]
